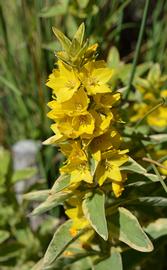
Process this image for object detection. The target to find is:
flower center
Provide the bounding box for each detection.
[88,77,99,86]
[79,115,87,125]
[65,80,76,89]
[75,103,83,110]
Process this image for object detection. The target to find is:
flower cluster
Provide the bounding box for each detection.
[44,24,128,236]
[131,64,167,128]
[130,63,167,176]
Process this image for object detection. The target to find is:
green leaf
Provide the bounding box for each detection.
[107,47,120,68]
[143,173,165,182]
[0,75,21,96]
[32,259,44,270]
[77,0,89,8]
[135,62,152,77]
[23,190,50,202]
[42,41,61,52]
[31,191,72,216]
[148,63,161,82]
[0,242,23,262]
[43,220,73,267]
[94,250,122,270]
[121,157,163,182]
[128,196,167,207]
[43,242,95,269]
[118,64,132,83]
[0,230,10,244]
[90,154,99,176]
[145,218,167,239]
[52,27,71,52]
[121,157,146,174]
[11,167,37,184]
[0,185,6,193]
[109,207,153,252]
[0,147,10,177]
[149,134,167,143]
[73,23,85,46]
[70,257,93,270]
[82,191,108,240]
[70,38,80,56]
[51,174,71,193]
[38,0,69,17]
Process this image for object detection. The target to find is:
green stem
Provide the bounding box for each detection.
[147,155,167,172]
[124,0,150,99]
[146,153,167,193]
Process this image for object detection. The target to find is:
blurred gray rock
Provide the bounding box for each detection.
[12,140,42,230]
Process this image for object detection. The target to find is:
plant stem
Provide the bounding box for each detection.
[146,153,167,193]
[143,157,167,171]
[124,0,150,99]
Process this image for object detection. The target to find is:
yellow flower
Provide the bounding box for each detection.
[147,107,167,128]
[95,149,128,189]
[64,141,87,162]
[84,43,98,60]
[45,24,129,205]
[130,103,149,122]
[57,116,77,138]
[90,109,113,137]
[66,205,89,230]
[93,92,121,108]
[56,112,95,139]
[159,160,167,175]
[61,162,93,184]
[112,182,125,198]
[161,89,167,98]
[79,61,114,95]
[90,128,121,154]
[72,112,95,137]
[66,203,94,243]
[47,88,89,119]
[43,123,66,145]
[46,61,80,102]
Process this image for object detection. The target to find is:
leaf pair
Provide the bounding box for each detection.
[24,174,71,215]
[52,23,85,58]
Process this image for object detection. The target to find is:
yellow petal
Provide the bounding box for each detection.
[112,182,124,197]
[87,84,111,95]
[92,67,114,83]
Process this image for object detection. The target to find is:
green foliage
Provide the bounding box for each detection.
[11,167,37,184]
[0,147,54,269]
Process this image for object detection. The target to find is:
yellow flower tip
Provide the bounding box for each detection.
[85,43,98,58]
[69,227,78,237]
